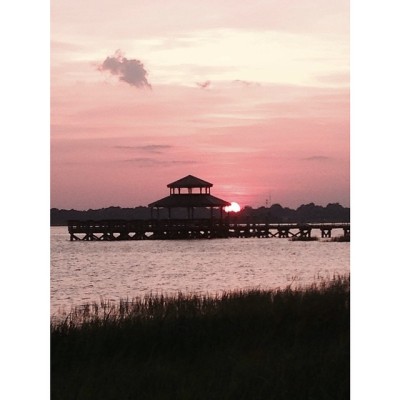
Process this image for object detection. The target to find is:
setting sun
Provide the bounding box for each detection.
[224,202,241,213]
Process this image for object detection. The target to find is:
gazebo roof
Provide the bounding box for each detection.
[149,194,230,208]
[167,175,213,188]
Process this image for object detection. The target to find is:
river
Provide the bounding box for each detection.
[51,226,350,316]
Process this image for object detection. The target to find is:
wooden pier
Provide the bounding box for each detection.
[68,219,350,241]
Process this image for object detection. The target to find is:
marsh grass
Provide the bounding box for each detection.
[51,275,350,400]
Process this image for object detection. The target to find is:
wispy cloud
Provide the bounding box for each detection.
[98,50,152,89]
[232,79,261,87]
[115,145,172,154]
[123,158,198,167]
[302,156,331,161]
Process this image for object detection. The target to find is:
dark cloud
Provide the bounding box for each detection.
[196,80,211,89]
[99,50,151,89]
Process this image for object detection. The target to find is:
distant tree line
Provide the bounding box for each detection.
[51,203,350,226]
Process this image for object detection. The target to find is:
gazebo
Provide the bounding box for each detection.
[148,175,231,219]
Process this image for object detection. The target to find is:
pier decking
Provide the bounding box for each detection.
[68,219,350,241]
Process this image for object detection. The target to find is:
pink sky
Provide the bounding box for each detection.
[51,0,349,210]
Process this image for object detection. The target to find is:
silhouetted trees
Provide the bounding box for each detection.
[51,203,350,226]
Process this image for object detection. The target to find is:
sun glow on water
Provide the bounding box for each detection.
[224,202,241,213]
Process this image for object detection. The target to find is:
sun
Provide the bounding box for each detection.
[224,202,241,213]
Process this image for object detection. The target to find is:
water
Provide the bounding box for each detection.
[51,226,350,316]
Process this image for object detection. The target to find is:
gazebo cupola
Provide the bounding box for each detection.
[168,175,212,195]
[148,175,231,219]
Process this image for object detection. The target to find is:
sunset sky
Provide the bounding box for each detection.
[5,3,400,396]
[51,0,349,210]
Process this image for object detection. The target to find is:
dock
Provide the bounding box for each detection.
[68,219,350,241]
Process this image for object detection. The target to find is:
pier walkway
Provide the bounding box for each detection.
[68,219,350,241]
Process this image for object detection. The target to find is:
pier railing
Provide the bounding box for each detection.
[67,219,350,241]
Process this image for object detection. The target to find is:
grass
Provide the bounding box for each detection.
[51,275,350,400]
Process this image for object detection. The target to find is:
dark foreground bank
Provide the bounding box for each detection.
[51,275,350,400]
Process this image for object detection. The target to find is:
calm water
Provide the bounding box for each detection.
[51,226,350,316]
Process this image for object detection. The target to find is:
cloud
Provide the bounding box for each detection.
[123,158,197,167]
[115,145,172,153]
[232,79,261,87]
[302,156,331,161]
[196,80,211,89]
[98,50,151,89]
